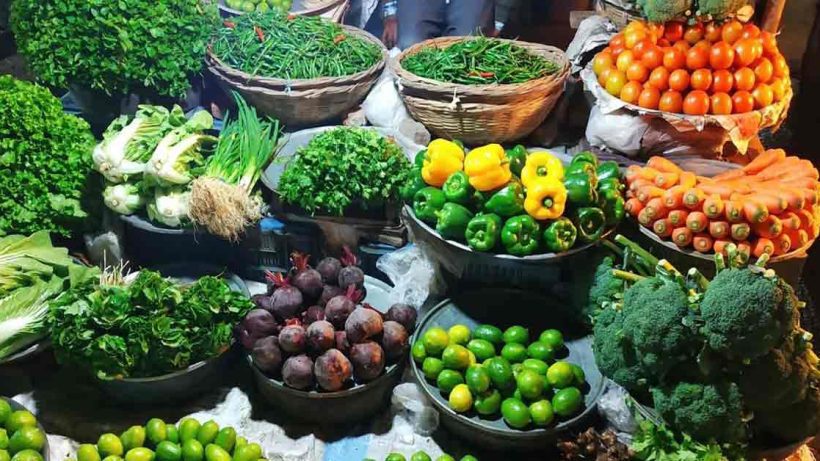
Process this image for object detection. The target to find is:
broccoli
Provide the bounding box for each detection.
[592,307,649,392]
[737,332,815,410]
[585,256,623,319]
[753,380,820,443]
[652,382,747,444]
[636,0,693,22]
[696,0,749,19]
[700,268,799,360]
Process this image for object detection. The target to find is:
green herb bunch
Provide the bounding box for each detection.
[278,127,412,216]
[11,0,218,98]
[0,76,96,237]
[48,270,253,379]
[210,11,383,80]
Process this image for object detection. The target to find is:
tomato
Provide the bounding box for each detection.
[610,34,626,50]
[648,67,670,91]
[690,69,713,91]
[754,57,773,83]
[658,90,683,113]
[668,69,690,92]
[772,53,789,78]
[620,81,643,104]
[694,39,712,51]
[710,92,733,115]
[712,69,734,93]
[686,46,709,70]
[673,40,691,54]
[625,28,649,49]
[631,39,652,59]
[610,44,626,58]
[605,70,628,96]
[598,67,615,87]
[709,41,735,70]
[721,20,743,44]
[627,62,649,82]
[638,87,661,109]
[751,39,764,61]
[616,50,635,73]
[624,20,647,34]
[684,23,704,45]
[734,39,758,67]
[683,90,710,115]
[657,38,671,48]
[734,67,756,91]
[761,31,778,56]
[665,22,685,42]
[732,90,755,113]
[704,22,722,42]
[752,83,774,108]
[593,52,615,76]
[770,78,786,101]
[741,23,761,40]
[641,46,664,69]
[648,22,665,41]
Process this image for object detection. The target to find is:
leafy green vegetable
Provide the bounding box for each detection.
[11,0,217,98]
[631,420,745,461]
[144,110,217,186]
[278,127,412,216]
[0,76,96,237]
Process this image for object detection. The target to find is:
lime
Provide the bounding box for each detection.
[203,444,230,461]
[571,364,586,387]
[522,358,548,375]
[422,327,449,356]
[181,440,203,461]
[97,433,124,458]
[385,454,406,461]
[448,384,473,413]
[539,329,564,350]
[232,443,261,461]
[466,350,477,367]
[436,370,464,394]
[512,389,523,401]
[77,444,101,461]
[502,326,529,345]
[10,450,41,461]
[5,412,35,433]
[546,362,575,389]
[103,456,123,461]
[516,370,544,400]
[0,450,8,461]
[464,366,490,394]
[500,343,527,363]
[553,387,583,417]
[121,427,146,452]
[511,363,523,379]
[447,325,471,346]
[0,401,11,426]
[146,419,167,446]
[473,389,501,416]
[196,422,218,446]
[166,427,179,445]
[422,357,445,380]
[0,429,7,450]
[529,400,555,427]
[233,438,247,450]
[485,357,514,391]
[8,428,45,456]
[410,451,432,461]
[178,419,200,444]
[435,456,455,461]
[466,339,495,362]
[125,448,155,461]
[526,342,554,362]
[472,325,503,346]
[500,398,531,429]
[155,442,181,461]
[441,345,471,370]
[213,428,236,453]
[460,457,478,461]
[411,341,427,363]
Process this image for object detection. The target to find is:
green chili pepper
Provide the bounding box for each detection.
[501,215,540,256]
[401,168,427,203]
[597,177,623,195]
[573,207,606,243]
[570,151,598,168]
[414,149,428,168]
[543,217,577,253]
[564,171,598,207]
[465,213,502,252]
[565,161,596,178]
[506,145,528,177]
[596,160,621,182]
[442,171,475,205]
[413,187,446,223]
[483,179,525,217]
[435,203,474,240]
[599,189,626,226]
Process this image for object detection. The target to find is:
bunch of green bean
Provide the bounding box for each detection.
[401,37,559,85]
[211,11,382,80]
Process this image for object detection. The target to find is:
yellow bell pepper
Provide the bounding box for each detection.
[521,151,564,188]
[422,139,465,187]
[524,177,567,221]
[464,144,512,192]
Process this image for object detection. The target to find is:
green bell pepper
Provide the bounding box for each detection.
[501,215,540,256]
[413,187,446,223]
[543,217,577,253]
[564,171,598,207]
[596,160,620,182]
[435,202,474,240]
[442,171,474,205]
[565,161,596,178]
[597,177,623,195]
[570,151,598,168]
[401,168,427,203]
[483,179,525,217]
[599,188,625,226]
[414,149,427,168]
[465,213,502,252]
[506,145,528,177]
[572,207,606,243]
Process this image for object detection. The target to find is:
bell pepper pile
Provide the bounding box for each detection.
[624,153,820,259]
[403,139,626,256]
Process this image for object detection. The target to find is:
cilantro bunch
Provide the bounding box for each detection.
[11,0,217,98]
[0,76,96,237]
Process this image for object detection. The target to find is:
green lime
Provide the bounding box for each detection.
[464,365,490,394]
[522,358,548,375]
[0,402,11,427]
[422,327,449,356]
[203,444,230,461]
[500,343,527,363]
[526,342,554,362]
[8,427,43,454]
[5,412,35,433]
[166,427,179,445]
[516,370,545,400]
[103,456,123,461]
[553,387,583,417]
[500,398,531,429]
[422,357,445,380]
[385,454,406,461]
[512,389,523,401]
[231,443,260,461]
[121,427,146,452]
[502,326,529,345]
[196,422,218,446]
[433,369,462,395]
[441,345,471,370]
[213,428,235,453]
[77,444,101,461]
[181,440,203,461]
[446,325,471,346]
[435,456,455,461]
[467,350,477,367]
[460,457,478,461]
[466,339,495,362]
[529,400,555,427]
[472,325,503,346]
[448,384,473,413]
[155,442,181,461]
[570,364,586,387]
[485,357,514,391]
[125,448,154,461]
[178,420,200,444]
[146,419,167,446]
[97,433,124,458]
[0,429,7,450]
[410,452,432,461]
[0,450,8,461]
[10,450,42,461]
[411,341,427,363]
[539,329,564,350]
[233,438,247,450]
[473,389,501,416]
[511,363,523,379]
[546,362,575,389]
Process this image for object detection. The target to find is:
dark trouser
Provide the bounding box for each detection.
[397,0,494,50]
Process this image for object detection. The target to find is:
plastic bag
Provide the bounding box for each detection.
[597,384,638,434]
[376,244,441,308]
[586,106,648,157]
[390,383,439,436]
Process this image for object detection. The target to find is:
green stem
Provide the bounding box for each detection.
[601,239,624,258]
[714,252,726,273]
[614,234,660,269]
[612,269,645,283]
[755,253,771,268]
[687,267,710,292]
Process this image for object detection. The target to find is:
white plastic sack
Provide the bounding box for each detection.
[586,106,648,157]
[376,244,441,308]
[597,384,638,435]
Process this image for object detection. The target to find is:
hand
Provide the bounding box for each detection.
[383,16,398,49]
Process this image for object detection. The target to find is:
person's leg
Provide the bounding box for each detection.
[444,0,494,36]
[398,0,446,50]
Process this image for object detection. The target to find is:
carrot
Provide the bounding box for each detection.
[751,155,799,180]
[773,233,792,255]
[693,233,714,253]
[625,198,644,216]
[644,198,668,220]
[654,171,680,189]
[653,218,674,237]
[752,215,783,239]
[759,177,819,190]
[713,239,732,255]
[724,200,744,223]
[796,160,819,180]
[637,186,666,204]
[709,221,729,239]
[771,187,806,210]
[742,148,786,174]
[731,223,751,241]
[626,190,635,199]
[662,186,686,209]
[629,178,653,193]
[742,198,770,224]
[686,212,708,233]
[798,188,819,206]
[678,171,697,189]
[736,241,752,262]
[747,193,787,214]
[698,182,735,199]
[638,167,661,182]
[672,227,693,248]
[787,229,810,248]
[668,210,689,227]
[647,157,683,174]
[703,195,725,219]
[779,211,801,231]
[796,208,816,233]
[625,165,643,184]
[683,188,706,210]
[712,169,746,182]
[752,238,775,258]
[638,207,655,227]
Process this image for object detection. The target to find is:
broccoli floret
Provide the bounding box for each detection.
[585,256,623,319]
[700,268,799,360]
[593,307,649,392]
[754,380,820,443]
[737,332,814,410]
[696,0,749,19]
[652,382,747,443]
[637,0,693,22]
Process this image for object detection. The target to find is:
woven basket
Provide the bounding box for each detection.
[207,25,386,128]
[392,37,570,145]
[594,0,643,28]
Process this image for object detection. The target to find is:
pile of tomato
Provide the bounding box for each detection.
[592,19,791,115]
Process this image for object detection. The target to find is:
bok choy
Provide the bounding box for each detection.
[144,110,217,186]
[103,182,145,215]
[147,188,191,228]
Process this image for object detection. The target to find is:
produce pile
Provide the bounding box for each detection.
[211,12,383,80]
[0,399,47,461]
[375,453,477,461]
[401,37,560,85]
[223,0,292,14]
[48,268,253,379]
[592,18,790,115]
[406,141,625,256]
[413,324,587,429]
[0,76,96,237]
[241,250,416,391]
[633,0,751,22]
[278,127,412,216]
[625,154,819,257]
[557,428,632,460]
[589,236,820,448]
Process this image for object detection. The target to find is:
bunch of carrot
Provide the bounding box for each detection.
[625,151,820,260]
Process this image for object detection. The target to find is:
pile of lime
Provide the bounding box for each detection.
[77,418,263,461]
[374,451,477,461]
[224,0,292,13]
[0,399,47,461]
[413,324,586,430]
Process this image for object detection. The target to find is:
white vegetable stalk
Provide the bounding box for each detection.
[103,183,145,215]
[147,188,192,228]
[145,110,217,186]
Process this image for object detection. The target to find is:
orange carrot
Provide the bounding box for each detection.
[798,188,819,206]
[662,186,686,209]
[638,207,655,227]
[712,168,746,182]
[703,195,725,219]
[787,229,810,248]
[742,148,786,174]
[796,209,816,233]
[760,177,819,190]
[752,215,783,239]
[742,198,770,224]
[625,198,644,216]
[698,182,735,199]
[736,241,752,261]
[637,186,666,204]
[752,238,775,258]
[672,227,693,248]
[653,218,674,237]
[678,171,697,189]
[644,198,668,220]
[747,193,787,214]
[751,155,799,180]
[629,178,653,192]
[773,233,792,255]
[625,165,643,184]
[713,239,732,255]
[773,187,806,210]
[668,210,689,227]
[780,211,801,231]
[693,233,714,253]
[683,188,706,210]
[686,212,708,233]
[709,221,729,239]
[731,223,751,241]
[654,171,680,189]
[647,157,683,174]
[796,160,819,180]
[638,167,661,182]
[724,200,744,223]
[626,190,635,199]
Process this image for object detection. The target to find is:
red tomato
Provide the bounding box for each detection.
[605,70,628,96]
[734,67,756,91]
[627,61,650,82]
[593,52,615,76]
[616,50,635,73]
[710,92,733,115]
[741,23,761,40]
[641,46,664,69]
[772,53,789,78]
[625,28,649,49]
[732,90,755,113]
[683,90,710,115]
[669,69,691,92]
[610,33,626,49]
[694,39,712,51]
[665,22,685,42]
[663,48,686,71]
[659,90,684,113]
[648,67,671,91]
[712,69,734,93]
[631,39,653,59]
[761,31,778,56]
[690,69,713,91]
[752,83,774,108]
[657,38,671,48]
[673,40,691,54]
[686,46,709,70]
[770,78,787,101]
[620,81,643,104]
[638,87,661,109]
[705,22,722,42]
[684,23,705,44]
[734,39,758,67]
[721,20,743,44]
[754,57,774,83]
[598,67,616,87]
[709,42,735,70]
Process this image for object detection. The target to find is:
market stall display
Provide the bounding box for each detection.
[378,452,477,461]
[218,0,348,22]
[0,398,49,461]
[222,0,292,14]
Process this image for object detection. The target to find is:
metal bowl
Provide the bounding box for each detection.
[2,397,51,461]
[410,289,605,451]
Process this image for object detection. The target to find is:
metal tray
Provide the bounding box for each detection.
[2,397,50,461]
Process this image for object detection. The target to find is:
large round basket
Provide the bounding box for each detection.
[594,0,643,28]
[392,37,571,145]
[207,25,386,128]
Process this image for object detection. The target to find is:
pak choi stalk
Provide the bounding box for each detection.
[103,181,146,215]
[147,187,192,228]
[144,110,218,186]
